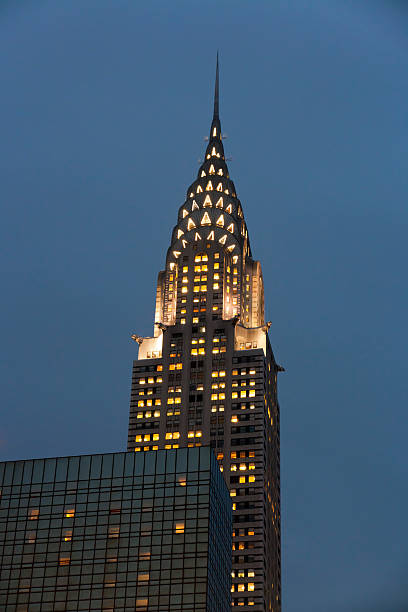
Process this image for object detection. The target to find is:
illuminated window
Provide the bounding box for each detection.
[29,508,39,520]
[187,218,196,231]
[248,583,255,591]
[63,529,72,542]
[196,185,203,193]
[175,522,185,534]
[59,556,70,566]
[201,211,211,225]
[216,214,224,227]
[64,508,75,518]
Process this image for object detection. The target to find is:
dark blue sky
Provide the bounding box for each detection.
[1,1,407,610]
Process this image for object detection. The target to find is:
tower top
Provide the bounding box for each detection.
[213,52,219,120]
[210,53,222,143]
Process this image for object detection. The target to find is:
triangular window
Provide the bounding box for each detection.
[232,255,239,264]
[203,195,212,207]
[192,201,199,211]
[226,203,233,214]
[201,170,206,177]
[216,183,223,192]
[182,239,188,248]
[206,181,213,191]
[173,251,181,259]
[209,164,215,175]
[224,188,229,194]
[196,185,203,193]
[218,168,223,176]
[227,223,234,233]
[177,229,184,238]
[201,212,211,226]
[207,230,214,241]
[219,235,227,246]
[182,209,188,218]
[216,215,224,228]
[227,244,235,253]
[195,232,202,241]
[187,218,196,231]
[215,197,223,209]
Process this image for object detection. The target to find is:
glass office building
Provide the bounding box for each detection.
[0,447,231,612]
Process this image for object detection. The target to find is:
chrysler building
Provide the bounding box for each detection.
[128,58,281,611]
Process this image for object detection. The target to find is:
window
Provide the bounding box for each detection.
[29,508,39,520]
[59,556,70,566]
[63,529,72,542]
[64,508,75,518]
[109,526,120,538]
[175,522,185,534]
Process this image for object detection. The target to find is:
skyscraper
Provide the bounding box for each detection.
[0,448,232,611]
[128,58,281,611]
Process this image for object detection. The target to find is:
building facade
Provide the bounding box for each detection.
[128,59,282,611]
[0,447,231,612]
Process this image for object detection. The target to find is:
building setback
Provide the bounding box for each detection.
[0,447,231,611]
[128,58,282,611]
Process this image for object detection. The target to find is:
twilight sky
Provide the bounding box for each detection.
[1,1,408,610]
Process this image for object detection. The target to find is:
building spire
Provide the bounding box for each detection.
[213,52,219,119]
